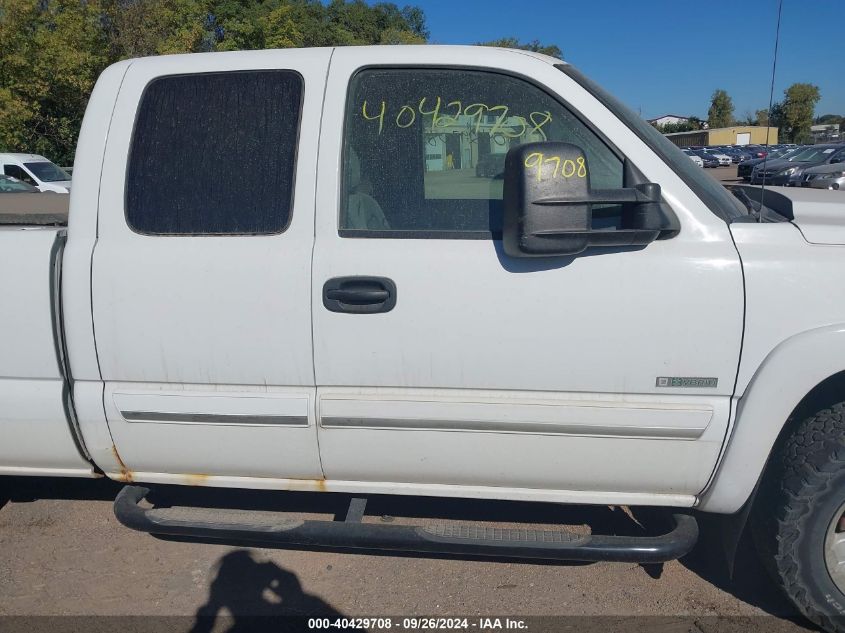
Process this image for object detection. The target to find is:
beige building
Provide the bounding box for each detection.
[664,125,778,147]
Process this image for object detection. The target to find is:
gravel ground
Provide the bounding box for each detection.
[0,477,817,633]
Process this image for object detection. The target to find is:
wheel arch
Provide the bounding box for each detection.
[699,323,845,514]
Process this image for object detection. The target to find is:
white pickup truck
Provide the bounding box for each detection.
[3,45,845,631]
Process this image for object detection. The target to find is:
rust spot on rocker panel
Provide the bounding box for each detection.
[286,477,328,492]
[110,445,133,482]
[174,474,328,491]
[173,474,329,489]
[183,473,210,486]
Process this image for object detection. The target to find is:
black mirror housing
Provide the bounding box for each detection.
[503,142,678,258]
[503,142,591,257]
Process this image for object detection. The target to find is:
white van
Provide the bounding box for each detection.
[0,153,72,192]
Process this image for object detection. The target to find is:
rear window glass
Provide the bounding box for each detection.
[126,70,303,235]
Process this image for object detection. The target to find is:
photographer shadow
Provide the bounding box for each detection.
[190,550,343,633]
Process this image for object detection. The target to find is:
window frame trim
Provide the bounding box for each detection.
[338,64,628,241]
[124,69,306,237]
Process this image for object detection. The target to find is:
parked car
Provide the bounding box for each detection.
[752,144,845,186]
[801,161,845,190]
[0,153,72,193]
[720,148,752,163]
[692,150,720,167]
[703,149,732,166]
[0,174,40,193]
[738,146,804,181]
[6,45,845,633]
[475,152,506,178]
[682,149,704,167]
[743,145,768,159]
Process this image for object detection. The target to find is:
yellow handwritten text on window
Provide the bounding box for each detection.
[360,99,551,139]
[524,152,587,181]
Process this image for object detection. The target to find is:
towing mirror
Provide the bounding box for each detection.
[502,142,678,257]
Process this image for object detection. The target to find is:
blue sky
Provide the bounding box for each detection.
[419,0,841,120]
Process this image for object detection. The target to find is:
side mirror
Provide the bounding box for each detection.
[503,142,678,258]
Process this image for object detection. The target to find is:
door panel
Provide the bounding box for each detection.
[103,384,318,478]
[93,50,330,479]
[316,387,727,494]
[312,48,743,496]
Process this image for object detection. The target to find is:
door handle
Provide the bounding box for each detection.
[325,288,389,303]
[323,276,396,314]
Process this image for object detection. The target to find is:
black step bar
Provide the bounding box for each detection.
[114,485,698,563]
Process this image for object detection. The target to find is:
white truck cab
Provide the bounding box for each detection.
[0,153,72,192]
[2,46,845,632]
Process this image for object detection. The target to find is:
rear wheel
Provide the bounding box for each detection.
[753,402,845,633]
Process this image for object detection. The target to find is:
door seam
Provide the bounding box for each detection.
[310,47,336,478]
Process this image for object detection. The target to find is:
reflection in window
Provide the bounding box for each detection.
[341,68,624,237]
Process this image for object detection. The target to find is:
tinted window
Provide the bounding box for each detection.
[24,162,69,182]
[340,68,623,238]
[127,70,303,235]
[4,164,36,186]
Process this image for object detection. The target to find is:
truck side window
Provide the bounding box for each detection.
[126,70,303,235]
[340,68,623,238]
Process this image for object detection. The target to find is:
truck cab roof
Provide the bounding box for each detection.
[119,44,566,68]
[0,153,52,162]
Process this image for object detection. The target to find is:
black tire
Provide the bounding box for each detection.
[752,402,845,633]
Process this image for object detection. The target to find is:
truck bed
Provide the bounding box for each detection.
[0,224,93,476]
[0,192,69,225]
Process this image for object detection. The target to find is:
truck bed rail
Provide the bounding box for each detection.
[0,193,69,225]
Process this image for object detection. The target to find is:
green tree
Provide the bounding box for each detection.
[781,82,821,143]
[0,0,430,164]
[707,89,734,129]
[816,114,843,125]
[261,5,303,49]
[105,0,209,58]
[687,116,705,130]
[477,37,562,59]
[0,0,109,164]
[768,101,785,134]
[656,120,700,134]
[755,108,769,127]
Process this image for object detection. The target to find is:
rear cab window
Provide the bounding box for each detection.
[126,70,303,235]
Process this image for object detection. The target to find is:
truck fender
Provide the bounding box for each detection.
[699,323,845,514]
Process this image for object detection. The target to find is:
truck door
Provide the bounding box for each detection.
[92,51,329,483]
[311,48,744,503]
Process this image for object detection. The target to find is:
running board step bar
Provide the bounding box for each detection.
[113,485,698,563]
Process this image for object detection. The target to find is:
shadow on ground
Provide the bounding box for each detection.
[189,550,344,633]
